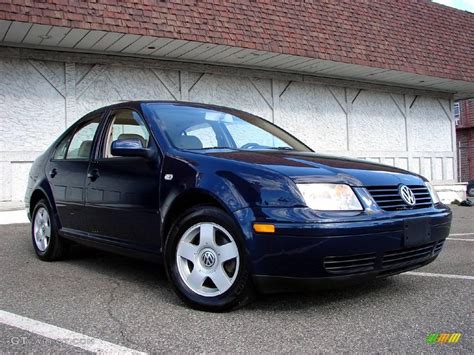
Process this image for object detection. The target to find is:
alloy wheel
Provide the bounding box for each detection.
[176,222,240,297]
[33,207,51,252]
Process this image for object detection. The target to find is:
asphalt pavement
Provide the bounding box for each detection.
[0,206,472,353]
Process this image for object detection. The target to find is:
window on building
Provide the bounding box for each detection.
[454,102,460,125]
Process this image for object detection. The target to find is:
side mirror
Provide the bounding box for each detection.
[111,139,155,159]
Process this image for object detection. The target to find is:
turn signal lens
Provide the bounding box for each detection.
[253,223,275,233]
[425,181,441,204]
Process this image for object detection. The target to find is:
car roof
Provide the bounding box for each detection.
[73,100,312,152]
[92,101,254,117]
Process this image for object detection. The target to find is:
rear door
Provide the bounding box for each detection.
[46,115,102,233]
[85,108,161,249]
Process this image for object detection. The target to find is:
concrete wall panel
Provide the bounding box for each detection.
[410,158,421,175]
[76,71,123,119]
[11,162,31,201]
[445,157,454,180]
[0,59,65,152]
[0,55,457,201]
[0,162,12,201]
[351,91,406,151]
[278,82,347,151]
[396,157,409,171]
[410,97,452,151]
[423,158,433,180]
[188,73,273,121]
[107,67,178,102]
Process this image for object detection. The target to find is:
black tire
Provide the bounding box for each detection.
[165,206,255,312]
[467,180,474,197]
[31,199,68,261]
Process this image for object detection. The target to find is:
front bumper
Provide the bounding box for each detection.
[253,254,439,293]
[234,206,452,292]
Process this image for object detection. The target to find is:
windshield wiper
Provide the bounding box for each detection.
[266,146,295,151]
[190,146,240,151]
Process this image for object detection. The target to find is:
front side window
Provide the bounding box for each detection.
[146,104,311,152]
[65,117,101,160]
[103,109,150,158]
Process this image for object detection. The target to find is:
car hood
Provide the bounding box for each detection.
[206,150,425,186]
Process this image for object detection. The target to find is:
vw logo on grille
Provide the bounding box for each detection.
[399,185,416,207]
[201,250,216,268]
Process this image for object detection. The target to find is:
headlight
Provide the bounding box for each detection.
[296,183,363,211]
[425,182,441,204]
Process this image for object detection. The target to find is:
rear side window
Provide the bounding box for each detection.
[53,135,71,160]
[65,117,101,160]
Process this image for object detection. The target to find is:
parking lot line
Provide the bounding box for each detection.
[447,238,474,241]
[0,310,145,354]
[404,272,474,280]
[449,233,474,237]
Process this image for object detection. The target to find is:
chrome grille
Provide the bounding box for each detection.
[324,253,377,275]
[365,185,433,211]
[324,240,445,276]
[382,242,435,268]
[433,239,444,254]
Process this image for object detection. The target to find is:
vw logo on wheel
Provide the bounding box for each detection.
[201,250,216,268]
[399,185,416,207]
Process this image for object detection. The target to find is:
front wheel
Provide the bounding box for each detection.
[165,206,254,311]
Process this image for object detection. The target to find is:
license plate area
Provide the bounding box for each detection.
[404,218,431,247]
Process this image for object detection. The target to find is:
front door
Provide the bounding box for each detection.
[85,108,161,250]
[46,115,101,233]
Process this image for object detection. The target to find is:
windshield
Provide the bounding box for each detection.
[145,103,312,152]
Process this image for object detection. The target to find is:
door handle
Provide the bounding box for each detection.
[49,168,57,178]
[87,169,100,181]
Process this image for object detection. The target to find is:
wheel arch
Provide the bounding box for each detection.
[29,183,60,228]
[161,188,237,247]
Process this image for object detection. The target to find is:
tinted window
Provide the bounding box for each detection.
[184,123,218,148]
[53,135,71,160]
[103,109,150,158]
[224,120,288,149]
[66,117,100,160]
[146,104,311,152]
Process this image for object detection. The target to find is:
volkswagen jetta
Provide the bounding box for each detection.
[25,101,452,311]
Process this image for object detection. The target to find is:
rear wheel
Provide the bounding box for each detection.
[31,199,68,261]
[165,206,254,311]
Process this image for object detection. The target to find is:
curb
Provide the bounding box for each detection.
[0,210,29,225]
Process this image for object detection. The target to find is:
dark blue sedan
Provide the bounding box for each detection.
[25,101,452,311]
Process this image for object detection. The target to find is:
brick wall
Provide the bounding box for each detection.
[456,99,474,182]
[457,99,474,128]
[0,0,473,82]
